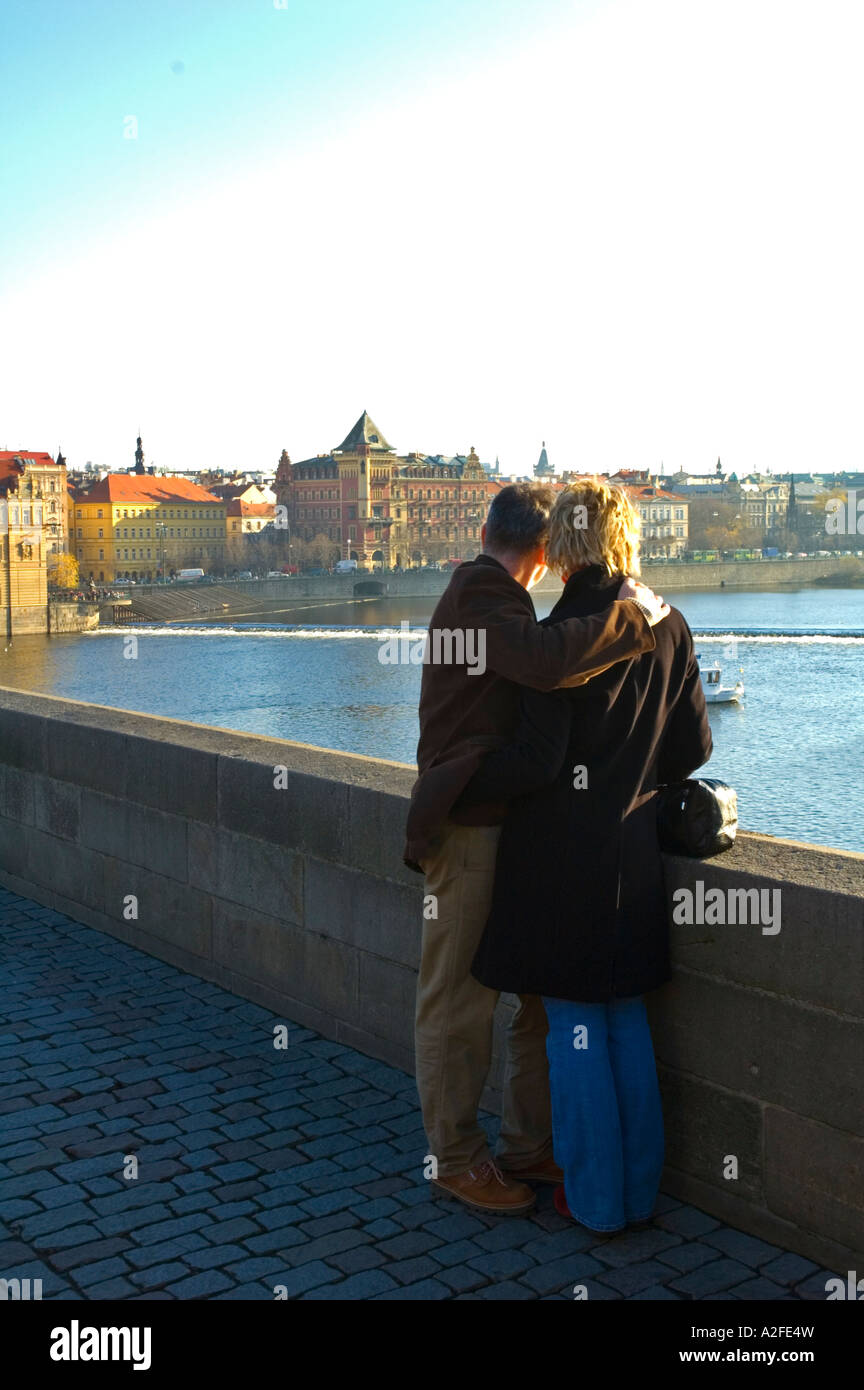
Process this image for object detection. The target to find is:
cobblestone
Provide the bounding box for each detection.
[0,892,831,1302]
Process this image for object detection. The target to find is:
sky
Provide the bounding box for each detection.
[2,0,863,478]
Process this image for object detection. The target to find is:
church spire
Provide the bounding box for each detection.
[134,433,145,474]
[534,440,553,477]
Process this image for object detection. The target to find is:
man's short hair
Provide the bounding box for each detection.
[484,483,554,557]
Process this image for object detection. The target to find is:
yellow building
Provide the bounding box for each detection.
[70,473,226,582]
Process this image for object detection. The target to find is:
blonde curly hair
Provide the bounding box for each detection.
[545,477,641,580]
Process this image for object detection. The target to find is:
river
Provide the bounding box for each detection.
[1,586,862,853]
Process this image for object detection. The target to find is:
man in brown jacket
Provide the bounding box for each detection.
[407,483,669,1214]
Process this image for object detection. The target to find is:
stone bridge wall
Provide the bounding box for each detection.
[0,686,861,1272]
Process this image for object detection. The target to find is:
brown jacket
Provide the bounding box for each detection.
[404,555,655,867]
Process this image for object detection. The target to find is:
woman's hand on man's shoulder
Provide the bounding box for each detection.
[617,577,671,627]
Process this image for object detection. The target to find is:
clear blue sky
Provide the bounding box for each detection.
[3,0,573,273]
[2,0,862,476]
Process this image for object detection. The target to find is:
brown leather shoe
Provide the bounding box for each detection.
[432,1159,537,1214]
[499,1156,564,1185]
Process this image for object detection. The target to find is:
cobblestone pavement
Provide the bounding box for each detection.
[0,889,839,1302]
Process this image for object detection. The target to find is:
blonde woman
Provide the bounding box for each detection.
[455,479,712,1233]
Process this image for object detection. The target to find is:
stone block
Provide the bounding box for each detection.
[658,1065,763,1201]
[80,790,188,883]
[305,857,421,968]
[41,715,129,795]
[123,734,219,823]
[667,856,864,1015]
[191,826,303,923]
[0,765,35,824]
[0,705,46,772]
[346,784,419,887]
[0,814,31,880]
[356,952,417,1050]
[22,828,107,914]
[764,1107,864,1260]
[648,973,864,1136]
[218,758,350,861]
[32,776,81,841]
[102,858,211,959]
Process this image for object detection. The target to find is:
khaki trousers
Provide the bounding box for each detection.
[415,820,553,1177]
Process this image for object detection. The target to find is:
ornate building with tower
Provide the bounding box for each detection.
[274,411,500,566]
[0,453,55,634]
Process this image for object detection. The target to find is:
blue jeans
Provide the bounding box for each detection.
[542,995,665,1232]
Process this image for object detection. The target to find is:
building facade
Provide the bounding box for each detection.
[737,476,790,536]
[274,412,500,567]
[0,494,47,636]
[625,484,689,557]
[69,474,226,581]
[0,451,67,555]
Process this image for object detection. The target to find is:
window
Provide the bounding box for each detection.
[77,527,82,538]
[98,528,103,539]
[97,509,103,519]
[99,550,104,561]
[77,509,82,518]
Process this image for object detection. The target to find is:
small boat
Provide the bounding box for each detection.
[697,654,744,704]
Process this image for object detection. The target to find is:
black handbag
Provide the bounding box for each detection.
[656,777,738,857]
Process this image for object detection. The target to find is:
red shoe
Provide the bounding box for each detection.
[553,1184,573,1219]
[553,1185,618,1238]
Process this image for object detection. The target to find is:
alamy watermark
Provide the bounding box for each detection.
[378,622,486,675]
[672,882,781,934]
[825,490,864,535]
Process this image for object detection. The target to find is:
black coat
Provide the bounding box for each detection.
[461,566,713,1002]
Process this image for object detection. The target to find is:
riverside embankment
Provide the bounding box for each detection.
[104,554,864,624]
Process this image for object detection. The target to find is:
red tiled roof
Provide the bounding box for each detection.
[0,450,59,491]
[73,474,224,505]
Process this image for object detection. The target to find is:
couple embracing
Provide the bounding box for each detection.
[405,479,711,1233]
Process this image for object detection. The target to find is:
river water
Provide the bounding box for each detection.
[2,586,862,853]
